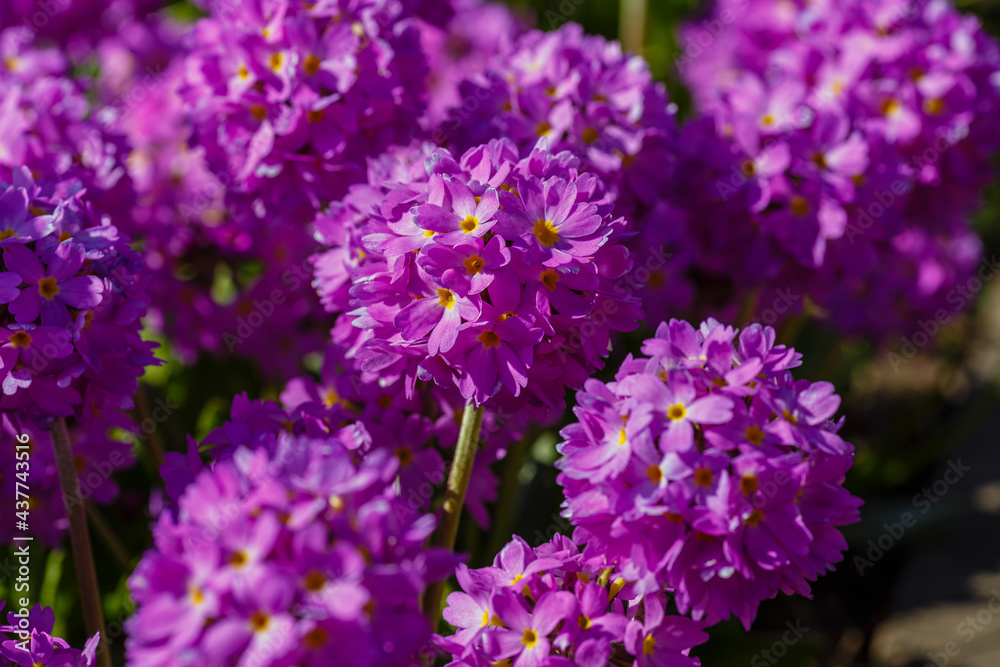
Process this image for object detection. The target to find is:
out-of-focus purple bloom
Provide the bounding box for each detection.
[675,0,1000,337]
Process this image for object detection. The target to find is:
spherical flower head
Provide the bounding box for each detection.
[417,0,524,127]
[441,22,675,204]
[180,0,430,219]
[435,533,708,666]
[0,34,134,224]
[556,318,862,628]
[316,139,642,418]
[675,0,1000,338]
[129,432,462,667]
[0,169,159,422]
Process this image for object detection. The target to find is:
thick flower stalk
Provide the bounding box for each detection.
[160,346,529,531]
[0,169,158,422]
[677,0,1000,337]
[127,432,462,667]
[435,534,709,667]
[313,138,643,418]
[557,319,863,628]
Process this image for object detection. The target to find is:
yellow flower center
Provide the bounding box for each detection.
[304,627,329,649]
[461,216,479,233]
[9,331,31,349]
[307,108,325,124]
[521,628,538,648]
[478,330,500,349]
[667,403,686,421]
[582,127,599,144]
[540,269,560,291]
[230,551,248,567]
[812,152,827,169]
[269,52,283,70]
[880,97,900,116]
[741,160,756,177]
[437,288,455,309]
[423,229,435,238]
[643,633,657,655]
[790,196,810,217]
[694,467,714,488]
[760,114,775,126]
[39,277,60,300]
[0,229,17,240]
[535,121,552,136]
[646,464,663,485]
[618,428,627,446]
[323,389,339,407]
[250,104,267,121]
[925,97,944,115]
[741,474,759,495]
[304,571,326,591]
[783,409,798,425]
[577,615,592,630]
[238,64,249,79]
[481,609,490,627]
[745,509,765,527]
[395,447,414,467]
[251,612,269,632]
[304,55,321,75]
[464,255,484,274]
[533,219,559,247]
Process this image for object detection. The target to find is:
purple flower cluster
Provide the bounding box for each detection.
[557,319,862,628]
[0,169,158,420]
[417,0,523,127]
[441,22,675,204]
[0,602,99,667]
[435,534,709,667]
[312,138,642,416]
[179,0,429,219]
[127,432,461,667]
[677,0,1000,336]
[0,30,133,225]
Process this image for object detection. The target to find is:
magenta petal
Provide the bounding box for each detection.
[4,244,44,283]
[394,298,442,341]
[55,275,103,309]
